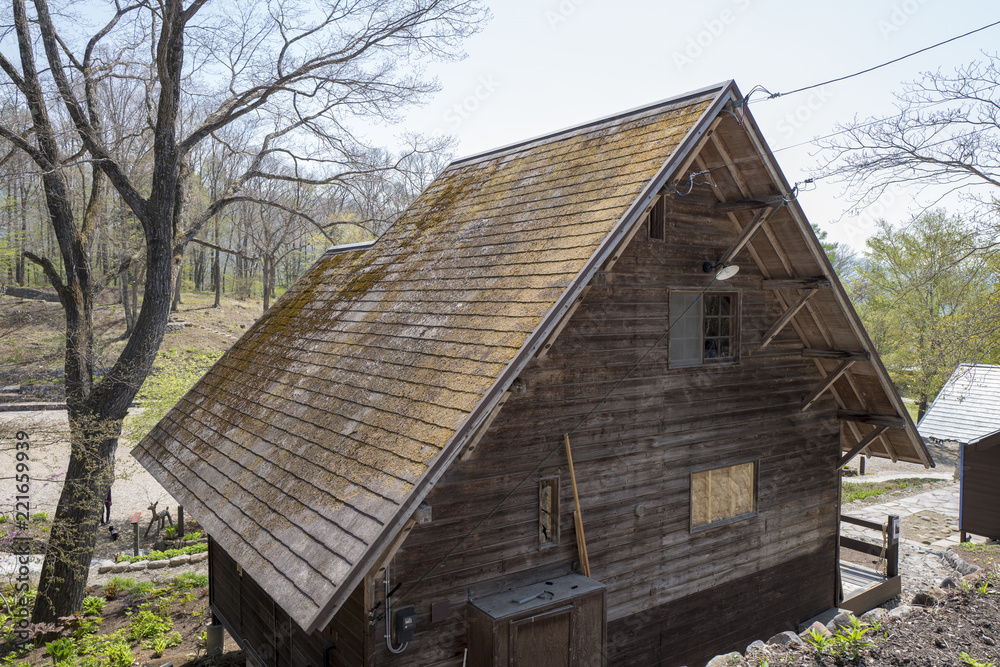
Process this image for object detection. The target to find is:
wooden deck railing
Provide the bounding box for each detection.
[840,514,900,578]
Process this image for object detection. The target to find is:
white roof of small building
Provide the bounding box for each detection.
[918,364,1000,444]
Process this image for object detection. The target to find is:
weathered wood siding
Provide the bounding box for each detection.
[961,445,1000,540]
[210,538,367,666]
[370,208,841,666]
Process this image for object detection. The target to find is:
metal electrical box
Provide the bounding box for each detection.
[466,573,606,667]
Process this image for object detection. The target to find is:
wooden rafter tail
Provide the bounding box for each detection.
[802,348,869,362]
[838,410,905,429]
[564,434,591,578]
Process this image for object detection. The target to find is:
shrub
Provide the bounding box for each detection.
[44,638,75,665]
[104,641,134,667]
[173,572,209,589]
[127,610,173,642]
[81,596,106,617]
[118,542,207,563]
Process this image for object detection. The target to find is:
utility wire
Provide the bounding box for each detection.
[754,19,1000,102]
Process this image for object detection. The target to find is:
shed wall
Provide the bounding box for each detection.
[961,445,1000,540]
[209,539,366,666]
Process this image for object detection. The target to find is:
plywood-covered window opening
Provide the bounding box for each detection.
[690,461,757,531]
[669,291,738,368]
[539,476,560,548]
[648,197,666,241]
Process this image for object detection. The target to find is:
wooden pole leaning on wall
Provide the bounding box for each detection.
[564,434,591,578]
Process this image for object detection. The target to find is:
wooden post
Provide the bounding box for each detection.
[859,456,866,476]
[886,515,900,579]
[564,434,591,578]
[130,511,142,557]
[177,505,184,540]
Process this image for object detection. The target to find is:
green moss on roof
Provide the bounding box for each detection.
[133,91,718,632]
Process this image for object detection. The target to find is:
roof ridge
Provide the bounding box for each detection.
[450,81,732,167]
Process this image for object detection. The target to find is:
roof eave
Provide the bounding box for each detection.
[734,86,934,469]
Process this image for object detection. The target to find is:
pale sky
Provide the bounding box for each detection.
[381,0,1000,252]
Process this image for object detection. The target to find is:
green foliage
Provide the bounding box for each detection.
[30,512,48,523]
[959,652,996,667]
[127,610,173,642]
[830,616,874,660]
[117,541,207,563]
[182,530,203,540]
[842,477,938,504]
[851,211,1000,407]
[44,638,76,665]
[173,571,209,589]
[123,347,222,442]
[805,617,875,661]
[103,577,154,597]
[104,641,134,667]
[81,596,106,617]
[803,627,831,657]
[164,524,178,539]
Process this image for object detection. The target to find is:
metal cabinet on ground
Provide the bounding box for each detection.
[466,574,606,667]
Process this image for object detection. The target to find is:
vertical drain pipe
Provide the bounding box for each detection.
[384,563,408,654]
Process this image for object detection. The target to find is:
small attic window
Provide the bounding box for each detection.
[648,197,666,241]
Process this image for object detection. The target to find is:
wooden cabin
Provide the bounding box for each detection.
[919,364,1000,542]
[134,81,933,667]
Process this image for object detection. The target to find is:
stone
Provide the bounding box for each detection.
[169,555,191,567]
[860,607,888,625]
[984,635,996,646]
[128,561,148,571]
[767,631,804,646]
[1,385,21,392]
[745,640,765,652]
[111,562,129,573]
[940,576,959,589]
[190,551,208,563]
[800,621,831,638]
[911,587,946,606]
[827,611,858,633]
[888,605,915,621]
[147,559,168,570]
[705,653,741,667]
[97,564,113,574]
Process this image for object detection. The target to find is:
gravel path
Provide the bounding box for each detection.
[1,409,202,585]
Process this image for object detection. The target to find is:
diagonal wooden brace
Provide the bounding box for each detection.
[801,360,856,412]
[761,289,818,349]
[838,425,889,467]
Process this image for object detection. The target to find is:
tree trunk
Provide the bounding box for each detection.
[262,255,272,312]
[212,247,221,307]
[917,394,928,422]
[31,412,120,622]
[171,258,182,312]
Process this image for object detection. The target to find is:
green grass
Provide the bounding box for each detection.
[842,477,939,504]
[904,401,920,423]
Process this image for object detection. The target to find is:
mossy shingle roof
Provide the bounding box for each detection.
[132,85,723,632]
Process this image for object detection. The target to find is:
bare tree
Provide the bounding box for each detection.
[0,0,487,623]
[819,56,1000,225]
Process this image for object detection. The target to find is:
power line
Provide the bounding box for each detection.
[752,19,1000,103]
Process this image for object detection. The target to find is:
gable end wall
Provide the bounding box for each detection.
[370,206,840,666]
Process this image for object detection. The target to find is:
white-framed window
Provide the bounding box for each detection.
[691,460,757,531]
[669,291,738,368]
